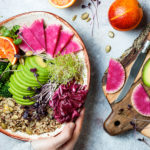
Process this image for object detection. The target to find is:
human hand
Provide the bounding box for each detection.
[31,109,85,150]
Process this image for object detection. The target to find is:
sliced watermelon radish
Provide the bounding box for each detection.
[106,59,125,93]
[131,84,150,117]
[61,39,83,55]
[54,30,73,56]
[45,25,61,57]
[19,26,45,54]
[30,19,46,49]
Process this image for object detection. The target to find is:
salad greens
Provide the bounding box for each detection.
[0,62,12,97]
[0,25,22,45]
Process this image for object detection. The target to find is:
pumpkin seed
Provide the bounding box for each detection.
[81,13,89,20]
[108,31,115,38]
[9,107,13,112]
[12,64,18,70]
[19,58,25,65]
[12,115,18,120]
[86,17,91,22]
[26,127,32,135]
[25,51,33,57]
[72,15,77,21]
[105,45,111,53]
[1,123,7,129]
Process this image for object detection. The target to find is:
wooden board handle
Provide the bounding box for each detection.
[104,109,134,136]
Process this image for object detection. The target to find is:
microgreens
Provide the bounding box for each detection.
[47,54,83,84]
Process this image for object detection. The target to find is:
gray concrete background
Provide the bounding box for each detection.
[0,0,150,150]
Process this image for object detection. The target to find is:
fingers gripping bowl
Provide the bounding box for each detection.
[0,12,90,141]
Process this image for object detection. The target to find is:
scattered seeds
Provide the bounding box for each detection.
[25,51,33,57]
[81,12,89,20]
[105,45,111,53]
[12,64,18,70]
[86,17,91,22]
[72,15,77,21]
[108,31,115,38]
[19,58,25,65]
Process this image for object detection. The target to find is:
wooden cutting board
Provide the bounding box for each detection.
[102,23,150,138]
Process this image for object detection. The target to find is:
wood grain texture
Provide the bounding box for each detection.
[102,24,150,137]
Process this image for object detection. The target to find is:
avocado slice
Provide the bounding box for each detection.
[143,59,150,87]
[17,65,39,85]
[9,87,33,98]
[26,56,49,72]
[20,64,49,81]
[14,71,40,87]
[13,96,35,105]
[25,56,49,76]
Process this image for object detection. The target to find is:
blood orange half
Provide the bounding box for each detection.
[0,36,19,64]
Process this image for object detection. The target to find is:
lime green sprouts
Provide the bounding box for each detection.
[48,54,83,84]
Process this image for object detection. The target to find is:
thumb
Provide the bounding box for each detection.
[53,122,75,149]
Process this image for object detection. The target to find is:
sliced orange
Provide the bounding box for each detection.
[0,36,19,64]
[49,0,76,8]
[0,49,7,58]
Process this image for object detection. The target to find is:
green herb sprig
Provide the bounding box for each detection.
[0,25,22,45]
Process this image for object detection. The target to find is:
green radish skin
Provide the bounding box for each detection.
[142,59,150,87]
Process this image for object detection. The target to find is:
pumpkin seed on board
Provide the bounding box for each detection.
[81,13,89,20]
[72,15,77,21]
[105,45,111,53]
[108,31,115,38]
[86,17,91,22]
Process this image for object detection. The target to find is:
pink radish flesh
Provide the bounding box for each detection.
[61,40,82,55]
[106,59,125,93]
[132,84,150,117]
[45,25,61,57]
[30,19,46,49]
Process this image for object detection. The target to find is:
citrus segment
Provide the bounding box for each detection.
[0,36,18,64]
[49,0,76,8]
[0,48,7,58]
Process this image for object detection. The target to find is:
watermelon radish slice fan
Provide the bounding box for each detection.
[19,19,83,57]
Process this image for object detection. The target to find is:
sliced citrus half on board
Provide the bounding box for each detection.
[0,36,19,64]
[49,0,76,9]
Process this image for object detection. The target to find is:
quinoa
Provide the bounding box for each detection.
[0,97,61,135]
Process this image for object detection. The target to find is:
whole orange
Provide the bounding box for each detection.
[108,0,143,31]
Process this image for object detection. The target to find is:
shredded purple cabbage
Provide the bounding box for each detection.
[49,80,88,123]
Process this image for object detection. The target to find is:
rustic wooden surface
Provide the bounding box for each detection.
[102,26,150,137]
